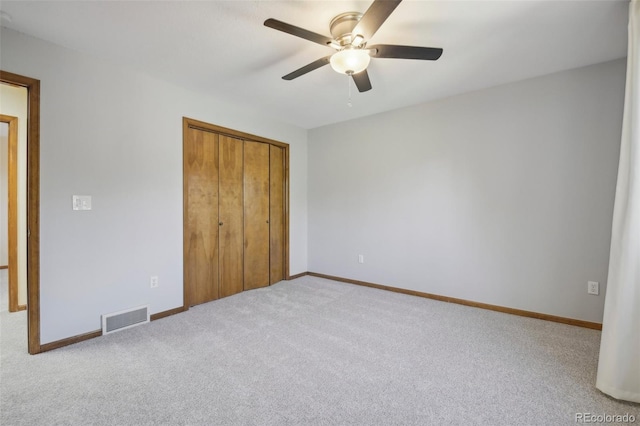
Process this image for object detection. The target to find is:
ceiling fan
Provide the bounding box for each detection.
[264,0,443,93]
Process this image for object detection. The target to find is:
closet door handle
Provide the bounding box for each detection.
[266,220,269,224]
[219,222,223,226]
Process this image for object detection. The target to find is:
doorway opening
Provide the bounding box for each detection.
[0,71,41,354]
[0,114,24,313]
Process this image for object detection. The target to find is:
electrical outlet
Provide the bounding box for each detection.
[150,276,159,288]
[587,281,599,295]
[358,254,364,264]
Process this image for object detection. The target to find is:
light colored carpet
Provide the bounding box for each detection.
[1,275,638,425]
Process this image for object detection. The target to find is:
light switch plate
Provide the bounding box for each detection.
[72,195,92,211]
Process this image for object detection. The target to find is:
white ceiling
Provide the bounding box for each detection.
[0,1,629,129]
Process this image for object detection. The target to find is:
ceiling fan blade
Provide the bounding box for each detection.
[370,44,443,60]
[264,18,333,47]
[282,56,332,80]
[353,0,402,40]
[352,70,373,92]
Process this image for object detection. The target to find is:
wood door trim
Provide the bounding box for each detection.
[1,70,41,355]
[283,146,291,280]
[0,114,18,312]
[182,118,190,310]
[184,117,290,149]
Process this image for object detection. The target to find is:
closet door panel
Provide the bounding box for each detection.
[269,145,285,284]
[218,135,245,298]
[244,140,270,290]
[184,128,219,305]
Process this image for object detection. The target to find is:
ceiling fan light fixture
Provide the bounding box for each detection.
[330,48,371,75]
[265,0,444,93]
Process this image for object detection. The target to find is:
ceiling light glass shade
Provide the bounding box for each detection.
[330,49,371,75]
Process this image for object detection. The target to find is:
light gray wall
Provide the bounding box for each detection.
[0,28,308,344]
[308,59,626,323]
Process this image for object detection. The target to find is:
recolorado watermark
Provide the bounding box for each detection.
[576,413,637,423]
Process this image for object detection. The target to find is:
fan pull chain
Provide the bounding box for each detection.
[347,73,353,108]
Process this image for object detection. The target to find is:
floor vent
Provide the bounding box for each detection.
[102,305,149,335]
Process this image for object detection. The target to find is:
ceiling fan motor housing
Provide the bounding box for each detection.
[330,12,363,47]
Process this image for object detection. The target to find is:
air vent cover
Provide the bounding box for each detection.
[101,305,149,335]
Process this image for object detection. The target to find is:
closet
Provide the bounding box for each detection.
[183,118,288,307]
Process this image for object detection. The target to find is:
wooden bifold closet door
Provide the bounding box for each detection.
[183,118,288,307]
[218,135,244,298]
[184,127,219,306]
[269,145,285,285]
[243,140,270,290]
